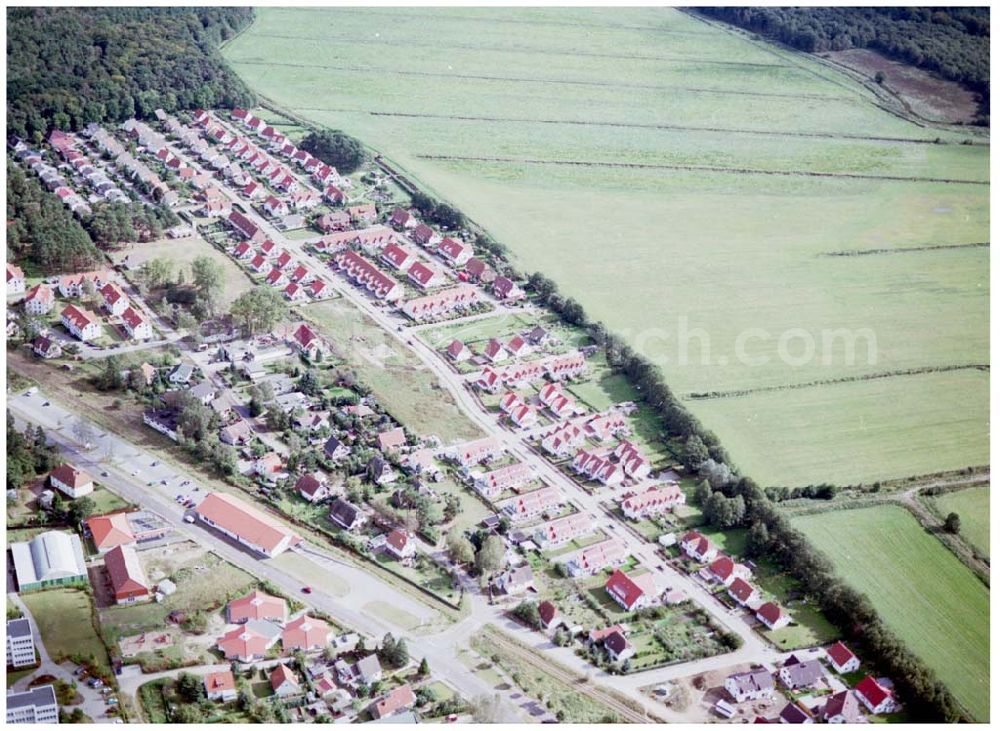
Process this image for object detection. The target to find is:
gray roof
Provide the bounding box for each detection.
[782,660,824,689]
[329,498,362,528]
[11,531,87,587]
[6,618,31,639]
[728,668,774,694]
[356,654,382,681]
[245,619,282,641]
[6,684,56,710]
[365,711,419,724]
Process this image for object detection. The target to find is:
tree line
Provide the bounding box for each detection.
[7,6,257,140]
[698,6,989,124]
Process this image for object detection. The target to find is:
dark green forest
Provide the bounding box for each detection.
[6,159,102,273]
[7,6,256,140]
[699,7,989,121]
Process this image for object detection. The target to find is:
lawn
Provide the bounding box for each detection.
[110,233,254,307]
[794,506,989,721]
[22,588,111,675]
[930,485,989,558]
[99,548,256,641]
[304,299,482,443]
[87,487,132,515]
[225,6,987,488]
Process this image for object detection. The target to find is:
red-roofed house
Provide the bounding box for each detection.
[283,282,305,302]
[86,513,135,553]
[233,241,254,260]
[61,304,102,341]
[227,589,288,624]
[282,615,332,651]
[204,671,237,702]
[854,676,895,715]
[263,195,289,218]
[446,339,472,362]
[437,237,472,266]
[376,427,407,454]
[265,267,288,287]
[621,483,686,520]
[7,263,25,295]
[380,243,416,272]
[484,338,508,363]
[369,684,416,720]
[826,641,860,674]
[296,472,332,503]
[121,307,152,340]
[195,492,299,558]
[249,253,269,273]
[217,623,279,662]
[389,207,415,230]
[24,284,55,315]
[679,531,718,562]
[727,578,760,607]
[289,323,326,359]
[604,630,635,662]
[756,602,790,630]
[228,210,265,242]
[407,261,445,290]
[538,600,559,630]
[412,223,441,247]
[493,275,525,301]
[270,663,301,698]
[384,529,416,561]
[706,555,751,587]
[50,464,94,498]
[105,545,151,604]
[605,570,658,611]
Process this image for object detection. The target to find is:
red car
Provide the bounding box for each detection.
[301,586,312,594]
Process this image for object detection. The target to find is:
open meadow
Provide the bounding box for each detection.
[793,506,989,721]
[930,485,990,558]
[224,6,989,488]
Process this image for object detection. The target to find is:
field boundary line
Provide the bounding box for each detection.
[415,154,989,186]
[685,364,990,401]
[821,242,989,257]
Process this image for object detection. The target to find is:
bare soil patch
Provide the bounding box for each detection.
[826,48,980,125]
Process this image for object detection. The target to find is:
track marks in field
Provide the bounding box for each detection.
[822,242,989,257]
[294,107,954,146]
[415,154,990,186]
[686,364,990,401]
[228,60,844,100]
[248,32,793,69]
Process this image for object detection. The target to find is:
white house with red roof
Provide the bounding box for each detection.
[283,282,306,302]
[282,614,332,651]
[288,264,309,283]
[217,620,281,662]
[227,589,288,624]
[412,223,441,247]
[49,463,94,498]
[679,530,718,562]
[7,263,25,294]
[448,436,503,468]
[254,452,286,481]
[347,203,377,223]
[605,569,658,611]
[509,403,538,429]
[307,279,330,299]
[380,243,416,272]
[204,671,237,702]
[756,601,791,630]
[572,448,624,486]
[407,260,446,290]
[533,511,591,549]
[249,253,269,273]
[473,462,533,498]
[61,304,102,341]
[389,207,415,230]
[483,338,508,364]
[506,335,530,359]
[265,268,288,287]
[270,663,301,698]
[446,339,472,362]
[498,486,561,523]
[287,323,326,359]
[233,241,254,260]
[621,483,686,520]
[564,538,627,577]
[854,676,896,714]
[399,285,480,322]
[194,492,300,558]
[332,251,404,302]
[23,284,55,315]
[263,195,290,218]
[727,577,760,607]
[296,472,332,503]
[242,180,264,200]
[540,422,585,457]
[99,285,128,321]
[121,307,152,340]
[493,275,525,301]
[384,529,416,561]
[437,237,473,267]
[704,555,752,587]
[475,367,502,394]
[826,641,861,674]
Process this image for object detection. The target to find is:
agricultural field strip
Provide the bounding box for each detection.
[248,32,795,68]
[230,61,850,101]
[290,108,966,147]
[415,155,988,185]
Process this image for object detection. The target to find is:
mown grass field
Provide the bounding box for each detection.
[225,7,988,488]
[931,485,990,558]
[22,589,111,674]
[793,506,989,721]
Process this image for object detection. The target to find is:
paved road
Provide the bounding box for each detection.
[8,389,533,723]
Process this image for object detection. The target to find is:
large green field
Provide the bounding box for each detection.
[931,485,990,558]
[794,506,989,721]
[225,7,988,487]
